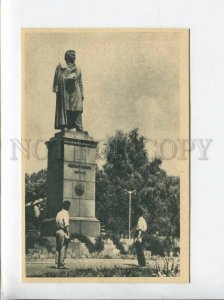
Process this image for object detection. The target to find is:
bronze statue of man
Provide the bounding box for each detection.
[53,50,84,131]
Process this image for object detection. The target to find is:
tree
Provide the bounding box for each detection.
[25,169,47,203]
[96,128,180,239]
[25,169,47,230]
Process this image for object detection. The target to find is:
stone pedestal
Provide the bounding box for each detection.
[41,130,100,237]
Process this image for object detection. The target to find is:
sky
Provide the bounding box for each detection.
[23,30,185,175]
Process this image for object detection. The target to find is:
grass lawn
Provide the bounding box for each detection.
[27,266,154,277]
[26,257,179,278]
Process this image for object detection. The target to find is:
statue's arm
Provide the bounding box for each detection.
[52,64,62,93]
[78,71,84,100]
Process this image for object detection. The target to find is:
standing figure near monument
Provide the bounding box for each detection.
[134,208,147,267]
[53,50,84,131]
[55,200,71,269]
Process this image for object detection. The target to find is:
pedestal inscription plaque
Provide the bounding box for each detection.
[41,130,100,237]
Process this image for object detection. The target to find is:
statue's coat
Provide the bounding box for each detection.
[53,64,84,129]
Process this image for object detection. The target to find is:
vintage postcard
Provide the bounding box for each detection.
[21,28,189,282]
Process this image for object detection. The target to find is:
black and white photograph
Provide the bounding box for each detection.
[3,0,224,298]
[21,29,189,281]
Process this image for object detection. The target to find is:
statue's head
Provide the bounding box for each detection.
[64,50,76,64]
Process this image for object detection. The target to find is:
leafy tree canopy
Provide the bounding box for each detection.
[96,128,180,238]
[25,169,47,203]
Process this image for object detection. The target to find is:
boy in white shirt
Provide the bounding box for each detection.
[134,208,147,267]
[55,200,71,269]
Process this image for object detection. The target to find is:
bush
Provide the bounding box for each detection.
[173,247,180,257]
[70,233,107,253]
[26,236,52,253]
[103,233,128,255]
[70,232,128,255]
[70,232,97,253]
[94,236,104,252]
[143,235,173,256]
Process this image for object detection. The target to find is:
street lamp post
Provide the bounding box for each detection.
[125,189,136,239]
